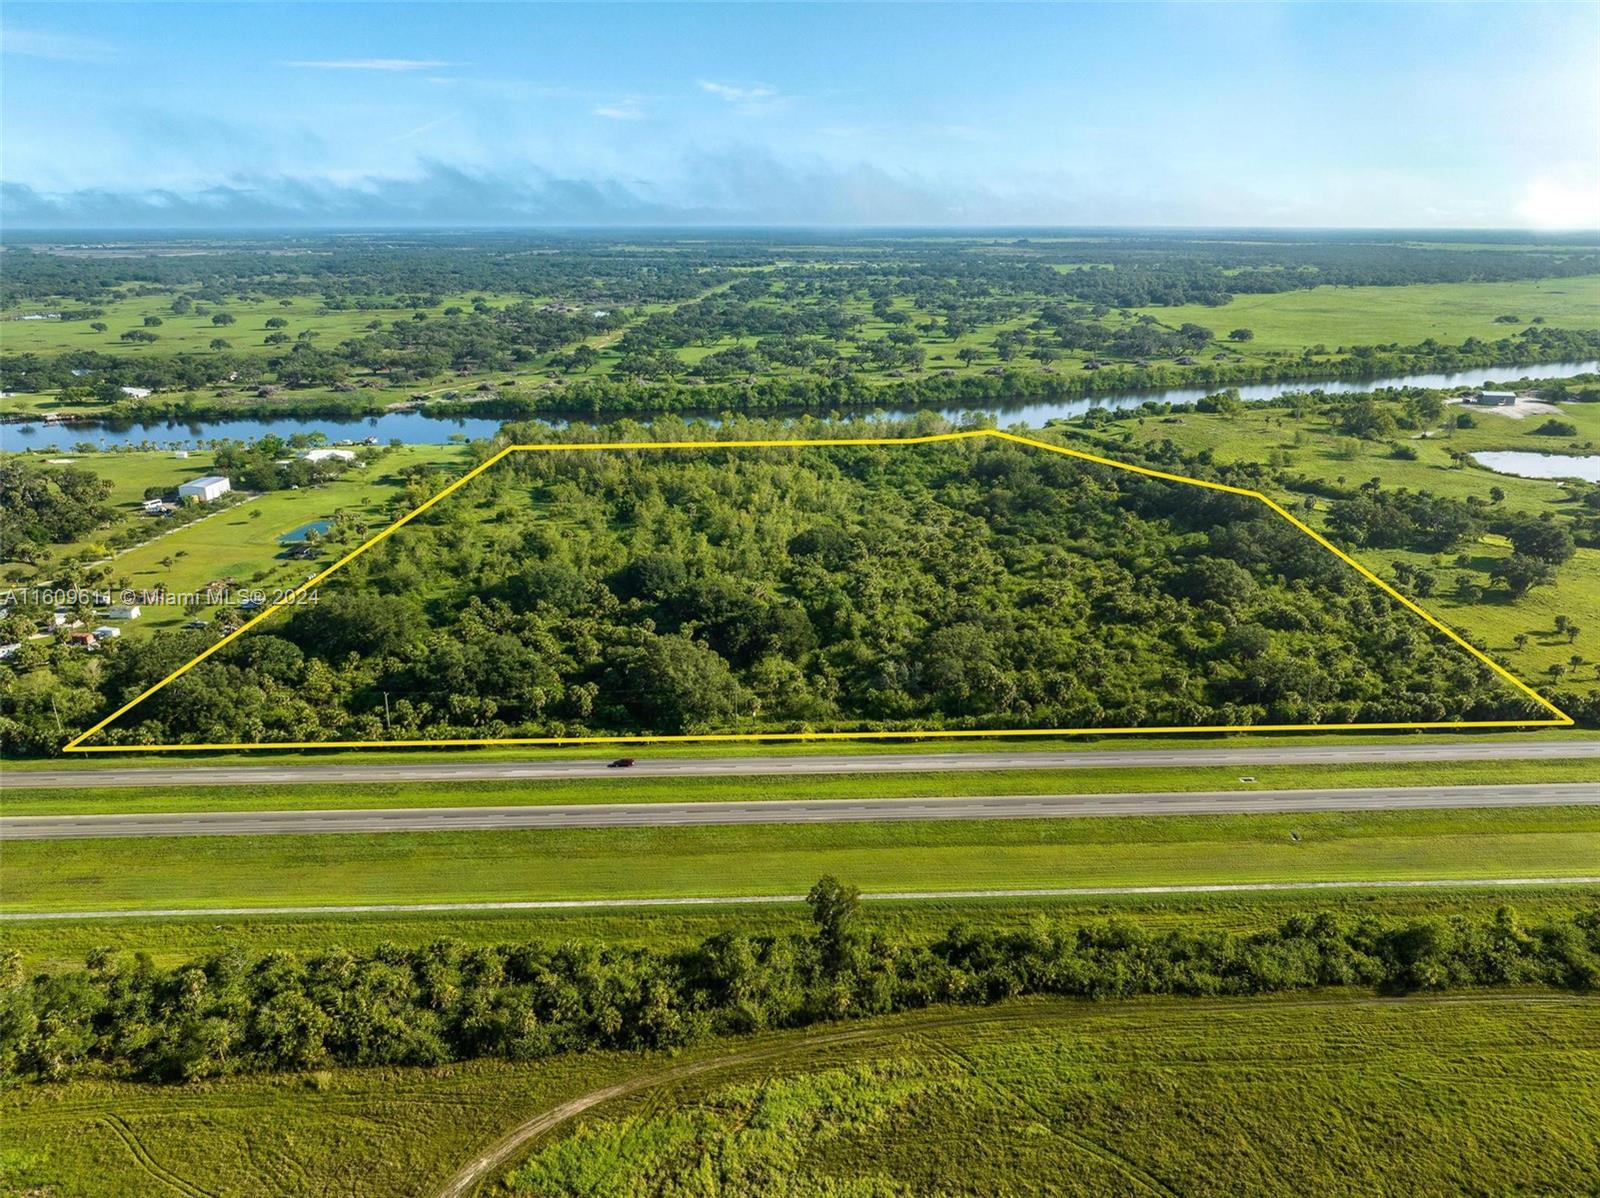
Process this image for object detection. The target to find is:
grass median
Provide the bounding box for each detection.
[4,805,1597,916]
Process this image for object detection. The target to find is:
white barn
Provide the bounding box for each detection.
[178,475,231,502]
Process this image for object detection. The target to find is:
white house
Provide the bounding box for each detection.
[104,604,141,620]
[174,450,190,459]
[120,386,153,399]
[1475,390,1517,406]
[93,625,122,639]
[178,475,231,502]
[301,448,357,463]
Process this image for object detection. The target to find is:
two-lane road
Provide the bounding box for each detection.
[6,739,1599,789]
[3,782,1596,840]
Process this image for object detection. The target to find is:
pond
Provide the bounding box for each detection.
[3,360,1596,451]
[1471,451,1600,483]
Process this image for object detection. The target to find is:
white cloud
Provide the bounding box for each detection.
[2,28,114,63]
[1515,174,1600,230]
[594,100,645,121]
[698,80,780,104]
[285,58,459,72]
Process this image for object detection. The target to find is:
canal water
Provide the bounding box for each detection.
[3,361,1596,451]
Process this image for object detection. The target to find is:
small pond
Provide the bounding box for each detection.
[1471,451,1600,483]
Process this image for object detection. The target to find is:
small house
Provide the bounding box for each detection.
[68,631,98,649]
[174,450,189,459]
[178,475,231,502]
[1476,390,1517,406]
[104,604,141,620]
[301,448,357,463]
[93,625,122,639]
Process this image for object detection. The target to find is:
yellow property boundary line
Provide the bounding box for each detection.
[63,431,1572,753]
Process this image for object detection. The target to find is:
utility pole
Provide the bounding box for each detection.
[383,691,392,733]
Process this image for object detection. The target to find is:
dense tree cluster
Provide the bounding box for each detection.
[68,430,1537,750]
[2,882,1595,1084]
[0,459,113,564]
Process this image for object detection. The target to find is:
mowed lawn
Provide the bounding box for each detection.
[3,994,1595,1197]
[4,806,1597,913]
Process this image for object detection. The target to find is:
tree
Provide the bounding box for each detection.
[1492,554,1555,597]
[210,338,231,351]
[143,315,163,327]
[1228,328,1255,342]
[1508,519,1574,565]
[212,313,236,327]
[265,317,289,330]
[806,875,860,974]
[957,347,982,368]
[89,321,108,333]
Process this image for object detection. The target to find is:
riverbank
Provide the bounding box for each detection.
[5,361,1598,450]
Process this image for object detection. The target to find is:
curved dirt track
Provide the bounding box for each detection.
[428,993,1587,1198]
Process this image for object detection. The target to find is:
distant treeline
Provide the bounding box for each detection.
[5,232,1598,308]
[8,325,1597,425]
[3,880,1596,1083]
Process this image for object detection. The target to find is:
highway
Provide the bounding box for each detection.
[3,782,1595,840]
[6,739,1599,789]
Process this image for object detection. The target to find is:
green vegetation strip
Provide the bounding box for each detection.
[8,757,1597,816]
[8,887,1598,972]
[4,806,1597,914]
[3,995,1594,1198]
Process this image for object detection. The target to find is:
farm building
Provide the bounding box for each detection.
[1475,390,1517,406]
[178,475,231,502]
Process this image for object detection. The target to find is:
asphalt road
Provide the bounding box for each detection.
[7,740,1599,789]
[3,782,1595,840]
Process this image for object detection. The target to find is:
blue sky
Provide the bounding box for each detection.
[3,2,1597,228]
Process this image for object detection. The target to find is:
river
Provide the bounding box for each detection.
[3,360,1596,451]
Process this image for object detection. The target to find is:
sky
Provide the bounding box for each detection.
[2,2,1598,230]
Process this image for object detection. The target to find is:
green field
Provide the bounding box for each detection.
[3,994,1594,1197]
[8,885,1597,973]
[0,290,524,359]
[1136,276,1600,357]
[4,805,1596,915]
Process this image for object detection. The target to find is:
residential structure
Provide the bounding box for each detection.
[1475,390,1517,406]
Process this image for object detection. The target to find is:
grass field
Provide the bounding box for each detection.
[4,805,1596,915]
[2,993,1594,1196]
[8,757,1598,817]
[8,886,1597,973]
[0,291,525,358]
[1135,276,1600,357]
